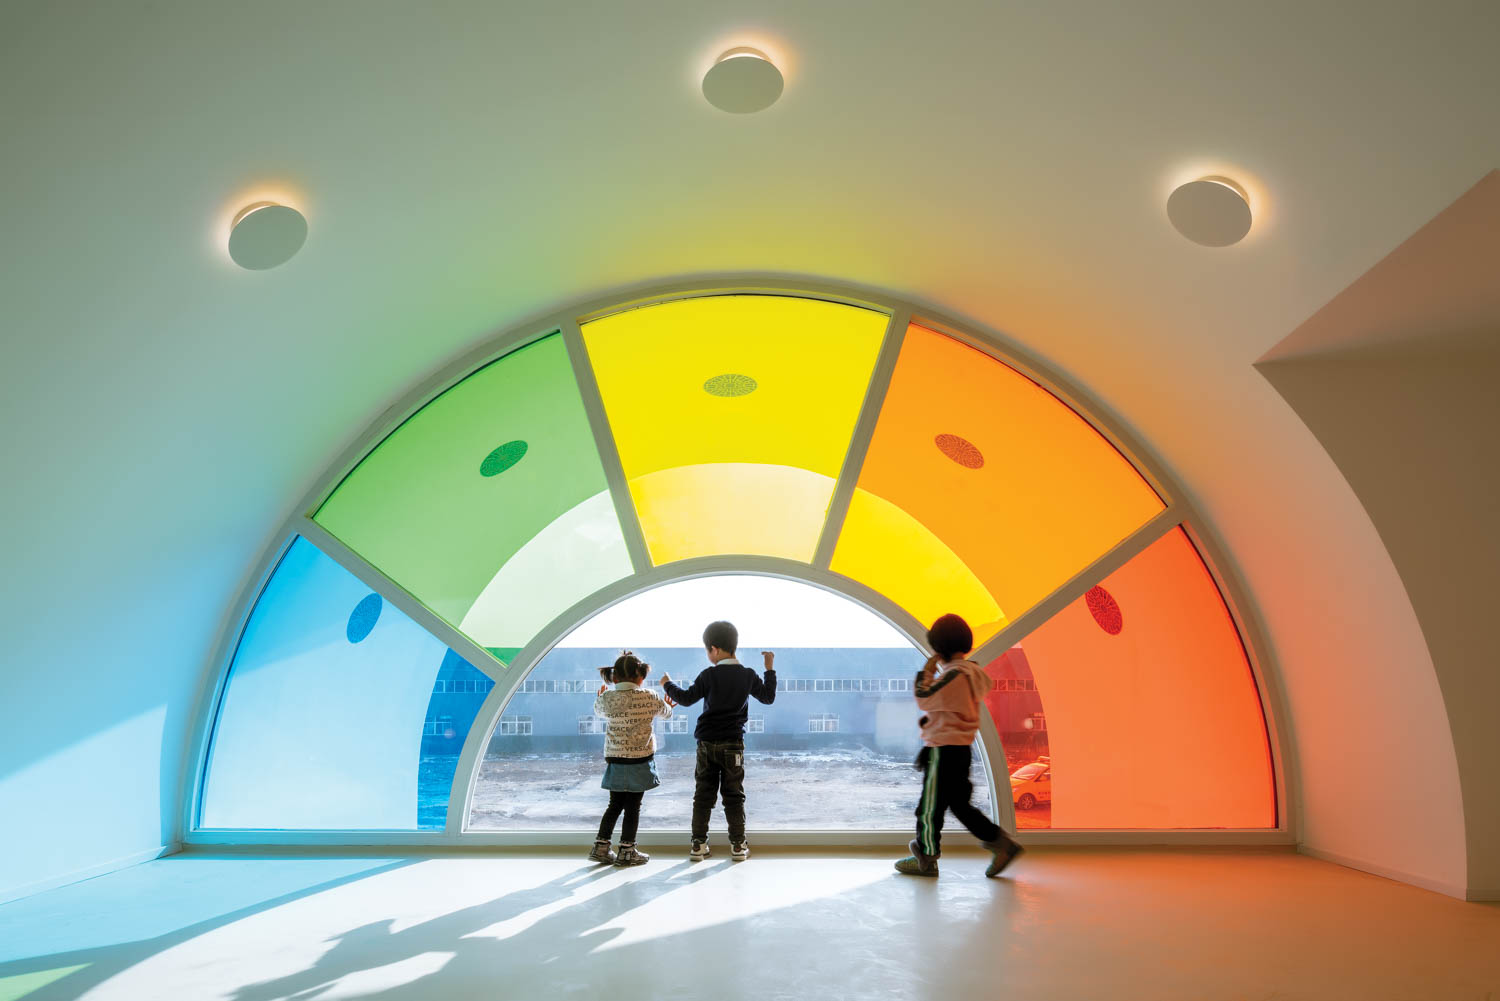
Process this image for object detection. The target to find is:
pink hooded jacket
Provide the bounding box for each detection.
[915,658,991,747]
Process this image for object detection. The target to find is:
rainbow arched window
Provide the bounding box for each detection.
[194,290,1277,835]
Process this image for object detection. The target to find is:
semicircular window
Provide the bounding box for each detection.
[201,290,1276,834]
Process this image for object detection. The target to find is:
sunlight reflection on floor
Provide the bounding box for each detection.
[3,850,1497,1001]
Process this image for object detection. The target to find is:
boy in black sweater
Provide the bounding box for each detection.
[661,620,776,862]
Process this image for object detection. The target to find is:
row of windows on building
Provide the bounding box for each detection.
[435,676,1036,697]
[780,678,911,693]
[427,710,1037,739]
[431,678,496,694]
[483,714,843,736]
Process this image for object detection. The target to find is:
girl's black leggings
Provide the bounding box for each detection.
[597,791,644,843]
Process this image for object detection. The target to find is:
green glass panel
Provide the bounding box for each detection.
[314,334,632,657]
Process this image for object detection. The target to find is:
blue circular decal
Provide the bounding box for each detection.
[347,593,383,643]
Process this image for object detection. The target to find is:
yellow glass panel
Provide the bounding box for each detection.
[831,324,1164,638]
[631,463,836,564]
[582,295,888,564]
[838,488,1005,639]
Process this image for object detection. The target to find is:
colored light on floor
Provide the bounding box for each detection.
[582,295,888,564]
[832,323,1164,637]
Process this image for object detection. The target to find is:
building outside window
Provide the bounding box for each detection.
[466,577,994,832]
[808,713,840,733]
[498,715,532,736]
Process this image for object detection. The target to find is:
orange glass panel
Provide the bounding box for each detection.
[982,648,1052,830]
[986,528,1275,829]
[830,324,1164,645]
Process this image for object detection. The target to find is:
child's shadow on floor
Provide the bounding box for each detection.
[231,860,727,1001]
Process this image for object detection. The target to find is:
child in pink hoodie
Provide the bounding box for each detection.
[895,614,1024,878]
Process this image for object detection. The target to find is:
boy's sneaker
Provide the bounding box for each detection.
[588,839,615,865]
[983,834,1024,878]
[689,839,711,861]
[894,838,939,877]
[730,840,750,861]
[614,843,649,867]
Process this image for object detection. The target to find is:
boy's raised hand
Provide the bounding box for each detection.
[762,650,775,670]
[598,682,608,695]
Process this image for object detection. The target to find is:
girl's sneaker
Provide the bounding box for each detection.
[614,844,649,867]
[730,840,750,861]
[689,839,711,861]
[588,839,616,865]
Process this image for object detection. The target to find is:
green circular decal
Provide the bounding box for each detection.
[480,440,529,477]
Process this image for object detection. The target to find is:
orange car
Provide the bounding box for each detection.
[1010,758,1052,810]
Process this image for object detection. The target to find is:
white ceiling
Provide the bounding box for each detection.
[1,0,1496,889]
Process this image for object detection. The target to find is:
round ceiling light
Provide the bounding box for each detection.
[228,202,308,270]
[1166,176,1252,247]
[701,47,784,113]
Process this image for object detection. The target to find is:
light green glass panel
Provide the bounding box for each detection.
[314,334,632,656]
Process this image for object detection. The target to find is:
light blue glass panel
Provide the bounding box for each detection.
[200,537,479,830]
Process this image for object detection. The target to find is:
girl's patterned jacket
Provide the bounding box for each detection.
[594,682,673,761]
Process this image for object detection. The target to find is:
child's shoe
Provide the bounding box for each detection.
[982,834,1024,877]
[894,838,939,877]
[689,839,711,861]
[588,839,615,865]
[614,843,649,867]
[730,840,750,861]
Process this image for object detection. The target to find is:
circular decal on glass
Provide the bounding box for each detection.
[934,433,984,469]
[347,593,383,644]
[1085,586,1123,635]
[703,373,758,397]
[480,440,529,477]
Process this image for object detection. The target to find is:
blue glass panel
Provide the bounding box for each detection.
[200,537,480,830]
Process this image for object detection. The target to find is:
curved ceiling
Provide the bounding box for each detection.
[1,1,1495,898]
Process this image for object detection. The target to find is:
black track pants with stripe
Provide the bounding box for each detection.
[914,744,1000,857]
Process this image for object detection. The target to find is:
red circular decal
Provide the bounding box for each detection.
[934,433,984,469]
[1085,586,1123,635]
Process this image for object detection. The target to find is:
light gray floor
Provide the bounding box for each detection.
[3,848,1498,1000]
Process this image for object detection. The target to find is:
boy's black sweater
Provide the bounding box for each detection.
[662,658,777,742]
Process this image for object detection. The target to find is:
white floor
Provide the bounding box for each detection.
[3,847,1498,1000]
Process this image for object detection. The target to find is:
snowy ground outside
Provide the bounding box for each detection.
[466,748,1051,831]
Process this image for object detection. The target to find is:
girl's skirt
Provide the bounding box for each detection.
[602,757,661,793]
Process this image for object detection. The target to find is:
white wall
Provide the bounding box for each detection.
[1261,336,1500,899]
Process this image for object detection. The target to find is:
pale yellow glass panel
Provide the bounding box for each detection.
[633,464,836,564]
[837,488,1005,643]
[582,295,888,564]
